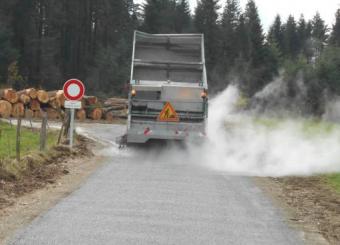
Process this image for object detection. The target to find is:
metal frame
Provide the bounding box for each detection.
[126,31,208,144]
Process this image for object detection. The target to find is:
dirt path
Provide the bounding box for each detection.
[0,141,107,245]
[257,177,340,245]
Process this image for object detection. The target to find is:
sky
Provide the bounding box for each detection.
[134,0,340,31]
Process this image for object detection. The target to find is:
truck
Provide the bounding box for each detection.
[125,31,208,144]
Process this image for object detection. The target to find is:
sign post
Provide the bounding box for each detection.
[63,79,85,148]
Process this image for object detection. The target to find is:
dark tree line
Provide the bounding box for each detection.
[0,0,136,96]
[0,0,340,113]
[141,0,340,115]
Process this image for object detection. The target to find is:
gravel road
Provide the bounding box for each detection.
[9,123,303,245]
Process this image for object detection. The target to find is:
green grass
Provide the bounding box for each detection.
[327,174,340,193]
[253,117,340,136]
[0,121,58,159]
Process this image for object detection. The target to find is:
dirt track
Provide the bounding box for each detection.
[258,177,340,245]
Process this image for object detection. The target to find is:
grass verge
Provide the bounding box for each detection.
[327,174,340,192]
[0,121,58,158]
[0,121,59,180]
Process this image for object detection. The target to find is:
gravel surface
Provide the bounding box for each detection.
[9,124,303,245]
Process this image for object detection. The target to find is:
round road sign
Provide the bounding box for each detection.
[63,79,85,101]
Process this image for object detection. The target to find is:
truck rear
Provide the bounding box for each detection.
[126,31,208,144]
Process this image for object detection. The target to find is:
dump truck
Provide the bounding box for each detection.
[124,31,208,144]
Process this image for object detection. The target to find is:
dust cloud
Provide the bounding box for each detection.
[189,85,340,177]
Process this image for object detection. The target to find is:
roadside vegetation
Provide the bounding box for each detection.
[0,121,57,159]
[327,174,340,192]
[0,121,59,180]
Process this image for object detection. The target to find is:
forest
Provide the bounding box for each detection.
[0,0,339,115]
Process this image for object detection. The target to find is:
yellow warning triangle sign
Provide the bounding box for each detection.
[158,102,179,122]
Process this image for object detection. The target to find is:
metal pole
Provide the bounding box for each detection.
[69,108,75,148]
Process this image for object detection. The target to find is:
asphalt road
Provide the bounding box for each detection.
[9,124,303,245]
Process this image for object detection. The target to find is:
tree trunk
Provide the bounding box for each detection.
[30,99,41,111]
[0,89,18,103]
[49,97,61,109]
[25,88,38,99]
[104,111,114,121]
[76,109,86,121]
[19,93,31,105]
[84,96,98,105]
[86,107,102,120]
[104,98,127,107]
[11,103,25,118]
[0,100,13,118]
[37,90,49,103]
[56,90,65,107]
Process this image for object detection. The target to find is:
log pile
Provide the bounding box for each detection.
[0,87,128,122]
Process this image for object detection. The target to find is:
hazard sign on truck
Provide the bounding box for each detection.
[158,102,179,122]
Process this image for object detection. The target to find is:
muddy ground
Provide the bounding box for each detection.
[258,176,340,245]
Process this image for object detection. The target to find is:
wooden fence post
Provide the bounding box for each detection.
[40,111,48,151]
[16,117,21,161]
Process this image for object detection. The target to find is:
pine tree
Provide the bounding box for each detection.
[143,0,177,33]
[329,9,340,47]
[267,15,284,54]
[237,0,277,95]
[175,0,191,33]
[220,0,240,69]
[312,12,328,42]
[244,0,265,67]
[194,0,220,67]
[235,14,248,59]
[0,25,18,84]
[310,12,328,57]
[297,15,309,52]
[283,15,299,58]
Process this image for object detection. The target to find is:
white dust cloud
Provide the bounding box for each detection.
[188,85,340,177]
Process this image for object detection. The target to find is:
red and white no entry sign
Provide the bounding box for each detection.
[63,79,85,101]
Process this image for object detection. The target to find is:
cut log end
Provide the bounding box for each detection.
[76,109,86,121]
[0,88,18,104]
[37,90,49,104]
[88,108,103,120]
[0,100,13,118]
[19,94,31,104]
[26,88,37,99]
[30,99,41,111]
[11,103,25,118]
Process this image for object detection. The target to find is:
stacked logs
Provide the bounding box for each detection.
[0,87,127,121]
[102,98,128,122]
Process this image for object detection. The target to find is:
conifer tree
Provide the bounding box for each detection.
[329,9,340,47]
[244,0,265,67]
[235,14,248,59]
[283,15,299,58]
[143,0,177,33]
[194,0,220,67]
[175,0,191,33]
[267,15,284,54]
[220,0,241,68]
